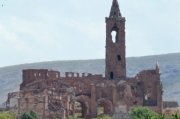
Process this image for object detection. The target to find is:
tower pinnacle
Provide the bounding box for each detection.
[109,0,122,19]
[156,62,160,74]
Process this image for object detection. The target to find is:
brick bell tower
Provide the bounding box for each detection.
[105,0,126,79]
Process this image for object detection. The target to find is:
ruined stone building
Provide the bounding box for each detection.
[163,101,179,109]
[4,0,163,118]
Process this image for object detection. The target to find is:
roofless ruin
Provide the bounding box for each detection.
[4,0,163,118]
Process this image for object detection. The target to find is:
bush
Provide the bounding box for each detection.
[171,112,180,119]
[128,106,158,119]
[128,106,180,119]
[20,110,41,119]
[0,111,17,119]
[96,116,110,119]
[54,116,58,119]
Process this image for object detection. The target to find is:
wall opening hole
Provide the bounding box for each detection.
[34,73,36,77]
[114,12,116,15]
[111,31,117,43]
[79,73,82,77]
[68,73,72,77]
[97,102,104,117]
[117,55,121,61]
[84,73,88,76]
[137,81,142,86]
[74,73,77,77]
[145,94,148,100]
[75,101,89,119]
[74,102,83,118]
[133,101,137,105]
[110,72,114,79]
[56,73,58,78]
[39,73,41,76]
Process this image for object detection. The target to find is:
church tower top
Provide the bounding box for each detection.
[109,0,122,19]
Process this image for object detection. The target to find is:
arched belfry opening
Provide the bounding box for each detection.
[111,24,119,43]
[111,31,116,43]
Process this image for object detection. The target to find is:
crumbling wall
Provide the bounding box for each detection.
[134,67,162,114]
[17,66,163,117]
[20,69,60,90]
[135,70,160,106]
[7,81,75,119]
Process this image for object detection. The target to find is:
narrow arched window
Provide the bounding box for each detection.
[111,31,116,43]
[117,55,121,61]
[110,72,114,79]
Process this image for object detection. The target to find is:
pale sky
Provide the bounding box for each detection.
[0,0,180,67]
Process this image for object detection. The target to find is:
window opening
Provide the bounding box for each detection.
[145,94,148,100]
[117,55,121,61]
[56,73,58,78]
[110,72,114,79]
[133,101,137,105]
[111,31,116,43]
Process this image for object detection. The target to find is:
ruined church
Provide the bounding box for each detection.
[4,0,163,118]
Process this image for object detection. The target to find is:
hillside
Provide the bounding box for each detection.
[0,53,180,107]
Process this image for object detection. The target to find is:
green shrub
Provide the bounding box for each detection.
[96,116,110,119]
[128,106,158,119]
[150,114,167,119]
[20,110,41,119]
[171,112,180,119]
[0,111,17,119]
[54,116,58,119]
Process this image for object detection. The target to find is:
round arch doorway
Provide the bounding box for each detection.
[97,98,113,116]
[74,95,91,118]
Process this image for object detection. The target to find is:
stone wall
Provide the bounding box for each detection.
[6,86,75,119]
